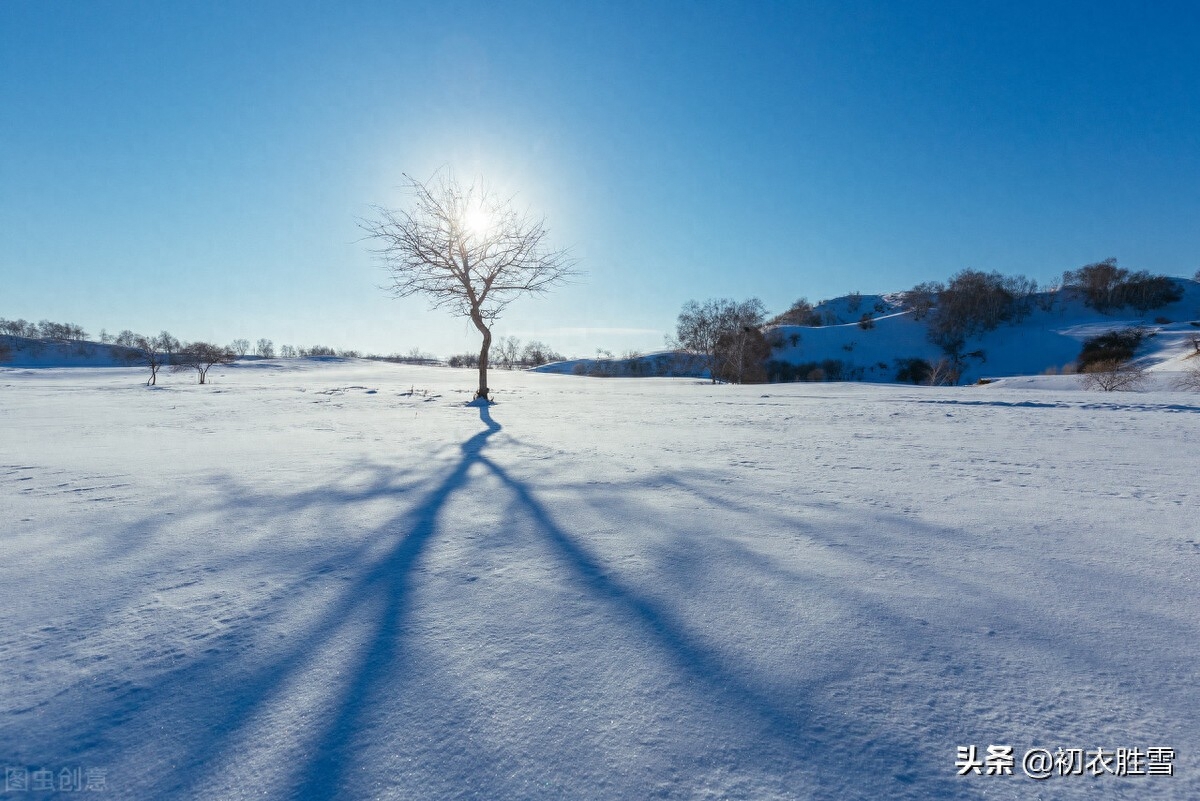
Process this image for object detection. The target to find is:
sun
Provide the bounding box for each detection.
[463,202,492,239]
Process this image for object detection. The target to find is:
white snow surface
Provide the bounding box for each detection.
[1,360,1197,800]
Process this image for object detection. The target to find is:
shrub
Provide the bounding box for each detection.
[448,353,479,368]
[1116,272,1182,311]
[1062,259,1182,312]
[895,358,932,384]
[903,282,942,321]
[857,313,875,330]
[770,297,822,327]
[1077,329,1145,372]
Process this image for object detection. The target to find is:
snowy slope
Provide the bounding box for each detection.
[0,336,140,368]
[534,279,1200,384]
[767,280,1200,384]
[1,361,1197,800]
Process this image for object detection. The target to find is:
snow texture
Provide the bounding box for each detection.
[1,360,1197,799]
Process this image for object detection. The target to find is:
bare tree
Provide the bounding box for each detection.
[925,357,960,386]
[1079,359,1147,392]
[132,334,169,386]
[256,338,275,358]
[173,342,235,385]
[158,331,180,363]
[519,340,562,367]
[673,298,767,382]
[279,344,297,358]
[229,338,251,358]
[496,335,521,370]
[713,325,771,384]
[360,171,577,400]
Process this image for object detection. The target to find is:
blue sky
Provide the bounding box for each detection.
[3,1,1198,358]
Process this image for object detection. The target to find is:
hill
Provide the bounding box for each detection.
[535,278,1200,385]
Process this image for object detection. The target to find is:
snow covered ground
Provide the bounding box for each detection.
[2,360,1197,800]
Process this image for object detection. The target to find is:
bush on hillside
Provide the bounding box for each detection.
[1076,329,1145,372]
[895,358,932,384]
[1062,259,1182,312]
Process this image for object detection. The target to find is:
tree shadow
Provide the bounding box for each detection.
[23,402,1187,799]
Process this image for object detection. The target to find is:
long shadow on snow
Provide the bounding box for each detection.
[11,406,510,800]
[13,404,985,801]
[464,406,975,801]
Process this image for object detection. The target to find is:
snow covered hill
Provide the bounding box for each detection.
[1,361,1197,799]
[537,278,1200,385]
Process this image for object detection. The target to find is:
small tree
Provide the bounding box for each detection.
[925,358,959,386]
[132,334,170,386]
[173,342,235,385]
[279,344,297,358]
[361,171,577,400]
[1079,359,1146,392]
[229,339,251,358]
[256,338,275,358]
[519,340,562,367]
[158,331,180,363]
[496,336,521,369]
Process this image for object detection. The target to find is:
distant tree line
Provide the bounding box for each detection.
[0,318,89,340]
[448,338,564,369]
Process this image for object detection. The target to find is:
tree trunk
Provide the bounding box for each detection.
[471,312,492,400]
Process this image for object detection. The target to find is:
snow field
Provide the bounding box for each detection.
[1,360,1197,799]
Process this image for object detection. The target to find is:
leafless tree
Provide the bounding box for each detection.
[519,340,562,367]
[158,331,180,363]
[673,298,767,382]
[925,357,960,386]
[229,338,251,358]
[279,344,297,358]
[1079,359,1147,392]
[496,335,521,369]
[256,338,275,358]
[132,334,169,386]
[173,342,235,384]
[360,170,577,400]
[713,325,771,384]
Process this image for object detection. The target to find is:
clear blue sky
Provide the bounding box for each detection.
[3,0,1199,358]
